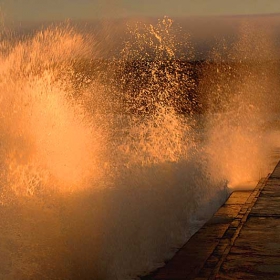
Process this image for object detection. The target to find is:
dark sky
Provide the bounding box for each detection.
[1,0,280,22]
[2,0,280,61]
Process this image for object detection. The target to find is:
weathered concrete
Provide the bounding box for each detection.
[142,161,280,280]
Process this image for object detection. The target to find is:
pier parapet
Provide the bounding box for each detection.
[143,161,280,279]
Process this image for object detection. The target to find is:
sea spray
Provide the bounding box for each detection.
[0,27,105,197]
[200,22,280,189]
[0,17,277,280]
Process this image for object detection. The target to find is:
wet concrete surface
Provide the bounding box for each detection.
[142,161,280,280]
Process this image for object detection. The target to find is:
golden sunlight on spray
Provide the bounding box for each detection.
[202,22,277,190]
[119,18,195,166]
[0,27,102,197]
[28,76,98,189]
[0,15,279,280]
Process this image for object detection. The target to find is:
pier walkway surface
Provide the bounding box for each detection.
[143,161,280,279]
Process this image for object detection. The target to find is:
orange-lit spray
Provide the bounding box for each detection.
[0,17,278,280]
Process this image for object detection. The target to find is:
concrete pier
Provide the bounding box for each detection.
[143,161,280,279]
